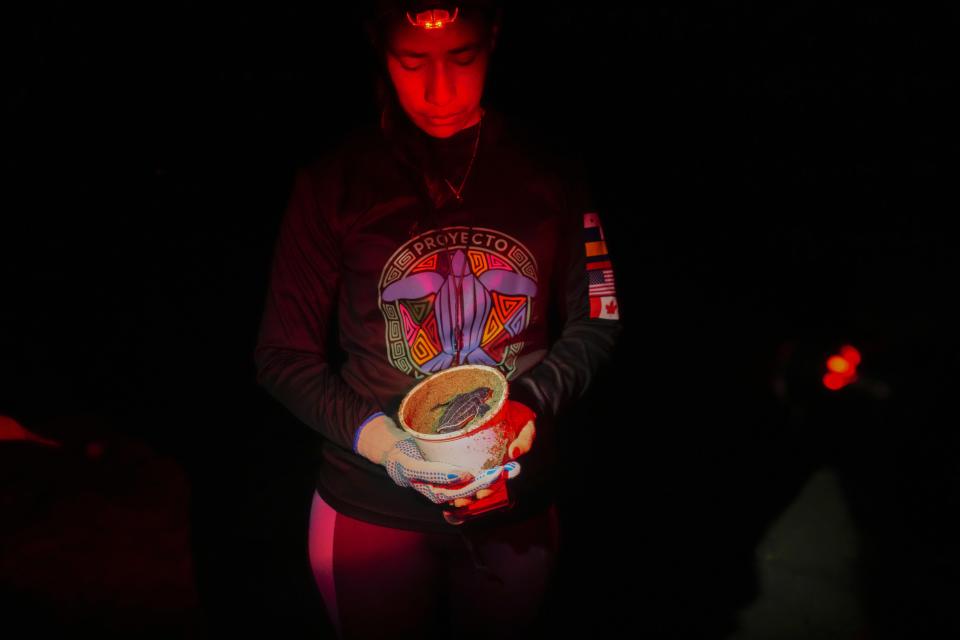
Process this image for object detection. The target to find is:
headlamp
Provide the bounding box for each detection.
[406,7,459,29]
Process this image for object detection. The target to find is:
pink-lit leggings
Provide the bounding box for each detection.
[307,490,562,640]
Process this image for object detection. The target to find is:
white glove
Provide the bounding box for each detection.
[354,413,519,505]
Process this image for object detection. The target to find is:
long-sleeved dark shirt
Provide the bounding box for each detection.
[254,104,623,534]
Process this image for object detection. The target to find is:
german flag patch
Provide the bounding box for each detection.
[583,212,619,320]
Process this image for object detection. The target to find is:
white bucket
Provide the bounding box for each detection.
[397,364,511,475]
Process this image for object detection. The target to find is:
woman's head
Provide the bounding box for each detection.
[365,1,502,138]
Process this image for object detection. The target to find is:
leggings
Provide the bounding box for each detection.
[308,490,562,640]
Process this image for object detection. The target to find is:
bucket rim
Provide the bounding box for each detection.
[397,364,509,441]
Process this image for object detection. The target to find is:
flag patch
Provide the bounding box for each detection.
[582,212,619,320]
[588,269,617,296]
[589,296,620,320]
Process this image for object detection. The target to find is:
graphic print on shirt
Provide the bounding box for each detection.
[584,212,620,320]
[378,226,539,381]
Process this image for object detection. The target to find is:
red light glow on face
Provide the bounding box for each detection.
[823,344,861,391]
[386,10,493,138]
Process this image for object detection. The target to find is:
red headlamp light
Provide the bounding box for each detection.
[406,7,459,29]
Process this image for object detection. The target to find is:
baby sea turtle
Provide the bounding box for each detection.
[431,386,494,434]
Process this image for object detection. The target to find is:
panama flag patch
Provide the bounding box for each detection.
[583,212,620,320]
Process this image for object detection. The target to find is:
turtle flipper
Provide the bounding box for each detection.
[429,399,453,412]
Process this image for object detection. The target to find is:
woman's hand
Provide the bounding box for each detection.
[355,413,520,505]
[414,460,521,505]
[450,401,536,507]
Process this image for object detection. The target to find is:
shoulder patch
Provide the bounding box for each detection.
[583,212,619,320]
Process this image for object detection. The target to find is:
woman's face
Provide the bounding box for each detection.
[384,14,496,138]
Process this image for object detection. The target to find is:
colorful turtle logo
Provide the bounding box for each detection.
[381,247,537,373]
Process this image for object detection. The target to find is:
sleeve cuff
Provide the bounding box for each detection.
[353,411,386,454]
[508,378,543,417]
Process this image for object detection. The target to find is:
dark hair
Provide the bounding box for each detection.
[362,0,502,57]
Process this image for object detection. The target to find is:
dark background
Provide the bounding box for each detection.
[3,1,958,637]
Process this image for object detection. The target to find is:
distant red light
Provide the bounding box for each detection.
[826,356,852,374]
[823,371,855,390]
[840,345,861,367]
[823,344,861,391]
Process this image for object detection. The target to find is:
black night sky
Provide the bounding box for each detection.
[3,2,958,638]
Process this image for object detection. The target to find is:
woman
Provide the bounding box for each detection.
[254,1,623,637]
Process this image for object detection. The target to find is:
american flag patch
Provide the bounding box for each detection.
[588,269,617,296]
[582,212,619,320]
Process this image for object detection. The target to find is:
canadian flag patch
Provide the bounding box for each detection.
[583,212,620,320]
[589,296,620,320]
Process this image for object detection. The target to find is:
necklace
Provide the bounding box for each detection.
[443,109,483,203]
